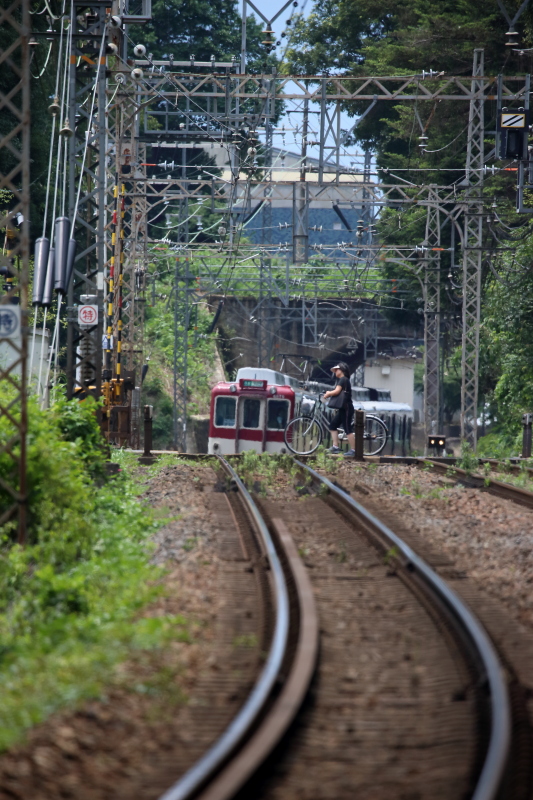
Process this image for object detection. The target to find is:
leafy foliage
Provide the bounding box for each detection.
[142,247,222,448]
[0,397,189,750]
[129,0,264,65]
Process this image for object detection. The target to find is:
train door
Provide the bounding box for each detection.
[211,394,237,454]
[265,397,290,453]
[236,395,265,453]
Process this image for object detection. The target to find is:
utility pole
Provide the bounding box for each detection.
[461,49,485,448]
[293,95,309,264]
[262,112,274,252]
[424,187,441,447]
[173,256,190,452]
[67,2,108,399]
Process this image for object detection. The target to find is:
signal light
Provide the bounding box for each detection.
[427,435,446,454]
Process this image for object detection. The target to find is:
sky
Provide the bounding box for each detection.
[242,0,368,171]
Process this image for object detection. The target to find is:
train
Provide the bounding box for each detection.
[352,386,414,456]
[208,367,413,455]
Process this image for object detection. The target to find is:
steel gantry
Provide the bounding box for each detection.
[173,256,193,451]
[0,0,30,543]
[52,3,530,450]
[66,1,108,400]
[423,187,442,444]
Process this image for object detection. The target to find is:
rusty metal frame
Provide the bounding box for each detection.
[0,0,30,543]
[66,2,108,399]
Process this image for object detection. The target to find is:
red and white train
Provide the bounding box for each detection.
[208,368,302,455]
[208,366,414,455]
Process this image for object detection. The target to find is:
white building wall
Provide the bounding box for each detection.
[0,330,49,387]
[364,358,416,407]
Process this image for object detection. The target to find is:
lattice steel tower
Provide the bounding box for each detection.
[461,49,485,447]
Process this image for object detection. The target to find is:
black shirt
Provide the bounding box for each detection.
[336,376,352,407]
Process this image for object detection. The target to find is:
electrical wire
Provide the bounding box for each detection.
[31,2,66,394]
[112,44,251,261]
[34,0,61,18]
[423,123,469,153]
[31,40,53,79]
[45,25,106,402]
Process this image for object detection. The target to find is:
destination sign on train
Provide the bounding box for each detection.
[240,379,266,388]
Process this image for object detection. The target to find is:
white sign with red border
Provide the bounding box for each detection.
[78,304,98,327]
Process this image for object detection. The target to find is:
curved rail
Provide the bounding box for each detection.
[418,457,533,510]
[158,456,317,800]
[295,459,512,800]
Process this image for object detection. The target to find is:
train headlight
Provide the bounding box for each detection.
[229,384,237,393]
[269,386,276,395]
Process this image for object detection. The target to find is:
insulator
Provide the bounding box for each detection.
[64,239,77,293]
[48,96,60,116]
[54,217,71,294]
[262,26,274,49]
[42,248,55,307]
[33,237,50,306]
[106,42,118,55]
[133,44,146,57]
[60,119,73,137]
[131,68,144,80]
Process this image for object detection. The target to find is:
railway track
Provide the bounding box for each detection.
[134,450,533,513]
[418,458,533,510]
[159,456,319,800]
[156,455,520,800]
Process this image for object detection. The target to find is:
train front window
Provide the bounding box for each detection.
[267,399,289,430]
[242,398,261,428]
[215,396,236,427]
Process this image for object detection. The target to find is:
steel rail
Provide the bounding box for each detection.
[196,514,319,800]
[416,458,533,510]
[158,456,290,800]
[295,460,512,800]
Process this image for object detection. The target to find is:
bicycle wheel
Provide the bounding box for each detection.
[364,415,388,456]
[284,416,323,455]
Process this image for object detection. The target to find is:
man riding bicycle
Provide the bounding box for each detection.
[322,362,356,457]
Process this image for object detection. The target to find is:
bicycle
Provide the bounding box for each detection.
[284,396,388,456]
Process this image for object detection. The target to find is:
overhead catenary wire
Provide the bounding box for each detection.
[31,2,67,388]
[61,7,74,218]
[31,40,53,79]
[44,24,107,403]
[42,15,71,405]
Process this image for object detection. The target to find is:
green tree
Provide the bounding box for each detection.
[284,0,533,175]
[129,0,265,66]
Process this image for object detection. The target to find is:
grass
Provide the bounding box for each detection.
[0,404,200,752]
[399,479,450,501]
[456,441,479,475]
[311,445,339,474]
[233,634,258,648]
[237,451,301,493]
